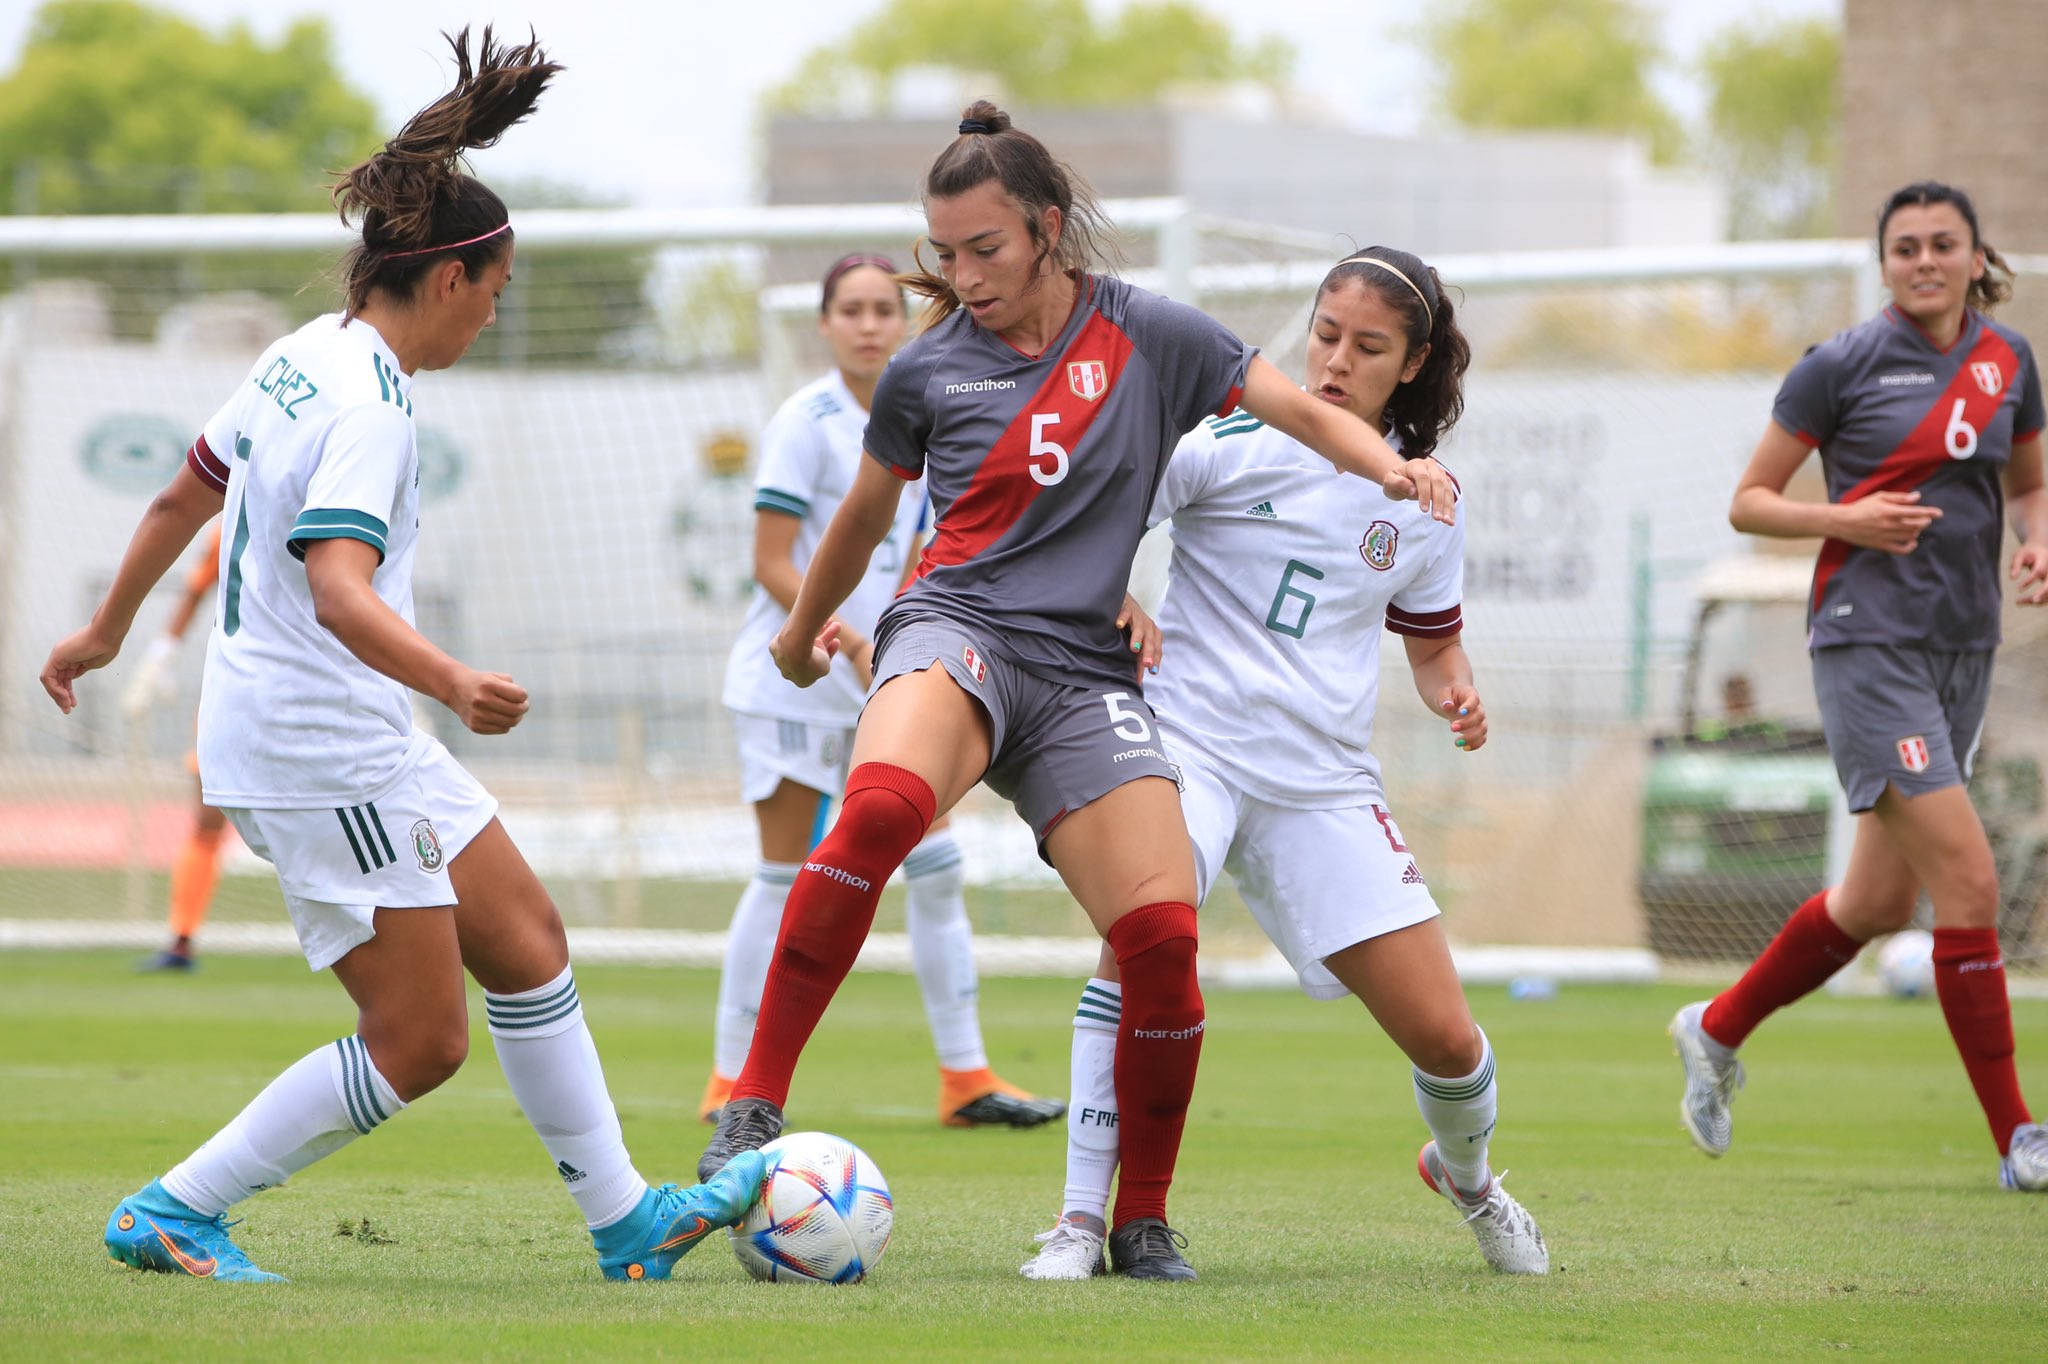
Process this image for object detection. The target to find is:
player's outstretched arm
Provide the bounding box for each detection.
[772,454,902,687]
[303,538,527,735]
[1403,632,1486,752]
[41,462,223,713]
[2005,432,2048,605]
[1238,355,1456,523]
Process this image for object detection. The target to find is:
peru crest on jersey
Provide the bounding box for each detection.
[1068,359,1108,402]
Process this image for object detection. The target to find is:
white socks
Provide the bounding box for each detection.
[1413,1027,1498,1193]
[904,832,988,1071]
[485,967,647,1230]
[713,861,798,1079]
[163,1035,404,1217]
[1060,978,1123,1223]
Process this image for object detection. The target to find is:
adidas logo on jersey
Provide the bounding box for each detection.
[1244,501,1278,519]
[1401,861,1425,885]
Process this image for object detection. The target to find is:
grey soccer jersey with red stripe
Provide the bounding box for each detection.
[1773,306,2044,649]
[865,273,1254,689]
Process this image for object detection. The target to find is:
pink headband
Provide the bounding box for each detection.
[382,221,512,259]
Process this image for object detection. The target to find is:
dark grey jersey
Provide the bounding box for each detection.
[865,274,1253,689]
[1773,307,2043,650]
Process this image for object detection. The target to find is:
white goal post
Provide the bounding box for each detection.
[3,203,2044,984]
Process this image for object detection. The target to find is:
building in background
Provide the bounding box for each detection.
[768,105,1727,255]
[1838,0,2048,259]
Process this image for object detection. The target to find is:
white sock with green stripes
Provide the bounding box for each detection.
[1062,978,1122,1224]
[162,1035,404,1217]
[1412,1027,1497,1194]
[713,861,798,1079]
[484,966,647,1230]
[904,833,988,1071]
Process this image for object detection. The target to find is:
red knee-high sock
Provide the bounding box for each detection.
[730,764,934,1108]
[1107,902,1203,1229]
[1701,892,1861,1049]
[1932,927,2032,1154]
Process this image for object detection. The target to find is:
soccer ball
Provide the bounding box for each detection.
[729,1131,893,1284]
[1876,929,1937,999]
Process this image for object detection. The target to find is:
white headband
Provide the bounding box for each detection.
[1337,253,1432,329]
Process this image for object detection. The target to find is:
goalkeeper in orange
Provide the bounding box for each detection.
[124,522,227,972]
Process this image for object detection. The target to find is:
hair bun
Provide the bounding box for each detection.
[956,100,1011,136]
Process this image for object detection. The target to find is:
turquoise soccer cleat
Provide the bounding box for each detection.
[593,1150,768,1281]
[105,1180,285,1283]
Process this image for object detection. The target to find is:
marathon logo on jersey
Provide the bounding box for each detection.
[943,378,1018,395]
[962,645,988,684]
[1360,519,1399,571]
[1971,360,2004,396]
[411,819,444,872]
[1897,736,1931,774]
[1068,359,1108,402]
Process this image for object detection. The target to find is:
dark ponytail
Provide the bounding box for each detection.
[330,27,562,318]
[905,100,1123,331]
[1316,247,1469,461]
[1876,180,2013,313]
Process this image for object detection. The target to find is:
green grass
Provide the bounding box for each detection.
[2,954,2044,1361]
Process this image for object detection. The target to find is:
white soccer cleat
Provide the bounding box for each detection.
[1999,1122,2048,1192]
[1670,1000,1744,1158]
[1018,1214,1107,1280]
[1418,1142,1549,1275]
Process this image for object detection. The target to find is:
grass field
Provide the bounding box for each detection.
[3,952,2045,1361]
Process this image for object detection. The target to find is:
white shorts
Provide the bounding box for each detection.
[224,737,499,972]
[733,711,854,805]
[1172,732,1440,1000]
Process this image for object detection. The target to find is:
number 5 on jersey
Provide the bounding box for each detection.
[1028,413,1069,486]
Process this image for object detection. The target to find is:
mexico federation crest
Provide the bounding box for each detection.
[1067,359,1108,402]
[1360,519,1399,571]
[410,818,445,872]
[1897,736,1930,774]
[1971,361,2003,396]
[962,645,988,684]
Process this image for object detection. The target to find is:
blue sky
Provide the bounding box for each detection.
[0,0,1840,209]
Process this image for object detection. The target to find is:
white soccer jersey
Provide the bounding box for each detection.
[188,314,428,809]
[1147,411,1466,808]
[721,371,928,724]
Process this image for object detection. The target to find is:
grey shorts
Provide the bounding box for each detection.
[872,616,1180,849]
[1810,644,1992,812]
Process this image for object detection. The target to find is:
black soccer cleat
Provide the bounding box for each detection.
[1107,1217,1197,1281]
[696,1096,784,1182]
[946,1091,1068,1129]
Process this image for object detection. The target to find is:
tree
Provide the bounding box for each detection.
[1698,16,1838,239]
[0,0,379,214]
[1418,0,1682,164]
[766,0,1293,113]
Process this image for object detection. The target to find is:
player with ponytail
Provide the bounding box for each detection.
[700,103,1456,1281]
[43,28,764,1284]
[1671,181,2048,1192]
[1021,246,1548,1280]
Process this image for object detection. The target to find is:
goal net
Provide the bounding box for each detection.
[3,207,2043,980]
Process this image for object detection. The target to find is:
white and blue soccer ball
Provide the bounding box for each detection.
[1876,928,1937,999]
[730,1131,893,1284]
